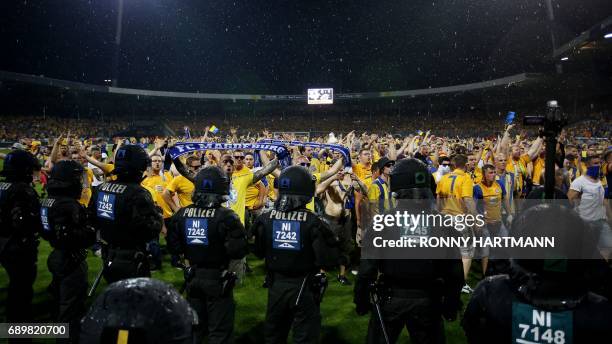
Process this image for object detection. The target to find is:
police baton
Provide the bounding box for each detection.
[294,275,309,307]
[88,261,110,297]
[370,283,390,344]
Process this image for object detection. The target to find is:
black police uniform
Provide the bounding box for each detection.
[252,166,339,344]
[354,159,464,344]
[41,160,96,342]
[462,204,612,344]
[0,149,42,324]
[167,166,248,344]
[80,278,199,344]
[462,274,612,344]
[88,145,162,283]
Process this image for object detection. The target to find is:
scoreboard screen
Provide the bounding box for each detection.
[307,88,333,104]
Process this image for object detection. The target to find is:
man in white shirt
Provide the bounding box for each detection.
[433,156,451,183]
[568,155,612,259]
[87,145,105,187]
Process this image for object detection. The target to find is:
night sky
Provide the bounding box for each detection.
[1,0,611,93]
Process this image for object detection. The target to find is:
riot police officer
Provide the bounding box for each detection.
[89,144,162,283]
[41,160,96,342]
[354,158,464,344]
[167,166,248,344]
[0,149,42,323]
[462,203,612,343]
[80,278,199,344]
[252,166,339,344]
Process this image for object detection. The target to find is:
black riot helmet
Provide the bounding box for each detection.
[274,166,316,212]
[113,144,151,182]
[510,203,601,309]
[389,158,433,200]
[192,166,230,208]
[47,160,84,199]
[80,278,198,344]
[0,149,41,183]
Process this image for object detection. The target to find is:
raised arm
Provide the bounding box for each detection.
[398,136,411,157]
[148,138,164,157]
[253,158,279,183]
[47,133,64,167]
[111,138,123,163]
[258,150,281,178]
[350,172,368,195]
[387,135,398,161]
[172,156,196,183]
[526,136,543,161]
[319,157,343,182]
[497,124,514,156]
[79,149,107,171]
[315,173,339,195]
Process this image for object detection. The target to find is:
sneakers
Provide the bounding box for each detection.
[93,249,102,257]
[337,274,352,285]
[461,284,474,294]
[350,270,358,276]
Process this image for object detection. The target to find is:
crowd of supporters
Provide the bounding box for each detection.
[1,111,611,342]
[0,116,129,142]
[4,117,611,276]
[1,111,610,143]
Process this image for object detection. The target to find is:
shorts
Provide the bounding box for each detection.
[486,222,509,260]
[459,227,475,258]
[459,225,492,259]
[473,225,491,259]
[322,214,353,266]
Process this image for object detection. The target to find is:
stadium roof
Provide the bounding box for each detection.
[0,70,539,102]
[552,15,612,61]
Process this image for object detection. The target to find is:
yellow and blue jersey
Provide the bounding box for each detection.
[474,180,506,223]
[368,177,392,214]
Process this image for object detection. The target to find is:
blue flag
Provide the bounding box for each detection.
[506,111,516,124]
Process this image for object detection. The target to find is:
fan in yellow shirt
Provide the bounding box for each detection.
[467,153,482,184]
[219,151,280,225]
[505,138,543,196]
[436,160,475,217]
[78,167,94,207]
[302,146,321,172]
[164,156,199,212]
[436,154,478,284]
[367,158,394,215]
[353,148,373,189]
[473,165,509,225]
[244,153,268,213]
[142,155,174,219]
[531,155,545,186]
